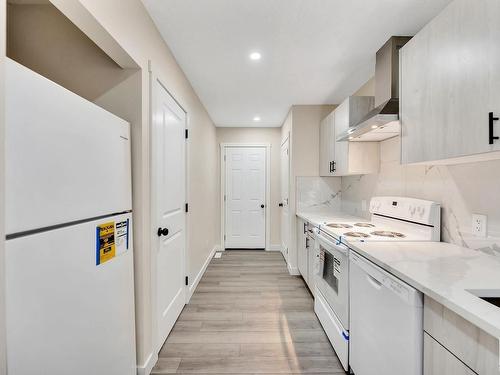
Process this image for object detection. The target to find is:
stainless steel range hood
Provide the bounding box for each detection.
[337,36,411,142]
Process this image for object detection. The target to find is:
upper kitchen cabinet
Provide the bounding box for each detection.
[400,0,500,165]
[319,110,336,176]
[332,96,380,176]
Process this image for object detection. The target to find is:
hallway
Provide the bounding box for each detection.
[152,250,343,374]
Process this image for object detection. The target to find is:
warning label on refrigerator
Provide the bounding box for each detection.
[115,219,130,256]
[96,221,116,265]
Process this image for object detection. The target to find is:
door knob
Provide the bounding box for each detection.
[157,227,169,237]
[261,204,265,208]
[279,203,283,207]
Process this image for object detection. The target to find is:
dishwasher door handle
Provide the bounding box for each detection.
[366,274,383,290]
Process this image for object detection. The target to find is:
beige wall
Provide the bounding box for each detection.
[291,105,335,177]
[216,127,282,248]
[0,0,6,373]
[7,3,134,101]
[48,0,219,370]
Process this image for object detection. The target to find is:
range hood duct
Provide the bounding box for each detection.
[337,36,411,142]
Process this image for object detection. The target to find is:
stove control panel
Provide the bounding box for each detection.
[369,196,440,226]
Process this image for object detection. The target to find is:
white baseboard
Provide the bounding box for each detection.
[287,264,300,276]
[136,351,158,375]
[266,244,281,251]
[187,245,218,302]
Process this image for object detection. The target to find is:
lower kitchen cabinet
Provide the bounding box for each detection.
[423,296,500,375]
[297,218,307,278]
[424,333,477,375]
[296,218,317,293]
[307,234,318,296]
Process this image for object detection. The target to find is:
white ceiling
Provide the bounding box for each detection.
[142,0,451,127]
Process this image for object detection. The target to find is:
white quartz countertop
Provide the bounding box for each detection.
[349,241,500,340]
[296,209,362,227]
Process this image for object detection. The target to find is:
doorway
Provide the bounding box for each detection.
[221,144,271,250]
[280,136,290,262]
[150,75,187,353]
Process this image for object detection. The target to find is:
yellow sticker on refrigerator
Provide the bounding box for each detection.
[96,221,116,265]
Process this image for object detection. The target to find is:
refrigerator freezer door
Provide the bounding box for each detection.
[5,59,132,235]
[5,213,136,375]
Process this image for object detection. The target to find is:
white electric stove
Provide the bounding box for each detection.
[314,196,441,372]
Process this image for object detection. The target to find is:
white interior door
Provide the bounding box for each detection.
[225,147,266,249]
[152,78,186,351]
[280,139,290,261]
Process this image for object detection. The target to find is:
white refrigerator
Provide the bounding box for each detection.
[5,59,136,374]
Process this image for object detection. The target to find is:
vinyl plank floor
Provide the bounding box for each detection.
[152,250,342,374]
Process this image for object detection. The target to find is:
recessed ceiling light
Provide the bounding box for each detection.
[249,52,261,61]
[371,125,379,129]
[349,136,354,140]
[253,116,261,122]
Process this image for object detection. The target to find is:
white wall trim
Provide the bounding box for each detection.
[266,244,281,252]
[187,245,219,302]
[220,143,271,251]
[136,351,158,375]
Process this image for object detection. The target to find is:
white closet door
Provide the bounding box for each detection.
[225,147,266,249]
[152,78,186,351]
[280,139,290,260]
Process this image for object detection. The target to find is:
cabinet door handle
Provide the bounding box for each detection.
[332,161,336,172]
[489,112,499,145]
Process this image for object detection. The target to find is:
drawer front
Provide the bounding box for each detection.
[424,333,477,375]
[424,296,499,374]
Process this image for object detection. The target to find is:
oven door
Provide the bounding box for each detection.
[315,231,349,329]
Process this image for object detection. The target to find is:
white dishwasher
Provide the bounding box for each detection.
[349,251,423,375]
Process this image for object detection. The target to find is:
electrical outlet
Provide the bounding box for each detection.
[472,214,487,237]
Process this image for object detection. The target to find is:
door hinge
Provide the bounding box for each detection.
[185,203,189,212]
[224,195,226,202]
[224,154,226,162]
[185,276,189,286]
[224,234,226,240]
[185,129,189,139]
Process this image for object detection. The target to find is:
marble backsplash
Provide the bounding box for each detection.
[341,137,500,257]
[296,176,342,212]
